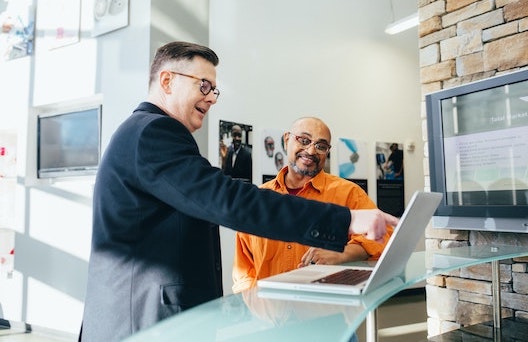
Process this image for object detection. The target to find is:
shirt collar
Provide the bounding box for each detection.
[272,167,326,193]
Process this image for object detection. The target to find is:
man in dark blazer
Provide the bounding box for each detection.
[222,124,252,182]
[79,41,398,342]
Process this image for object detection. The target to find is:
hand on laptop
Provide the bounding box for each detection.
[297,244,369,268]
[349,209,399,242]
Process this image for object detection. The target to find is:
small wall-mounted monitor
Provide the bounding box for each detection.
[426,69,528,233]
[37,104,102,179]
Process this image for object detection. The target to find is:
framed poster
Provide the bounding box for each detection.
[219,120,253,183]
[91,0,129,37]
[337,138,368,179]
[375,142,404,181]
[376,141,405,217]
[0,0,35,60]
[38,0,81,50]
[261,128,286,181]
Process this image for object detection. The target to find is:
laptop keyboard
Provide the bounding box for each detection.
[312,269,372,286]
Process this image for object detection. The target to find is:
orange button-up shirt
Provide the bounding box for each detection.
[232,168,394,293]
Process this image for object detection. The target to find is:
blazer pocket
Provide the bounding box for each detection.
[160,283,182,306]
[160,283,206,310]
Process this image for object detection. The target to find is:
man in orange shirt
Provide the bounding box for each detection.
[232,117,394,293]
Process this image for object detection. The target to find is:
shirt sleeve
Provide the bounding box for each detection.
[348,225,394,259]
[232,232,258,293]
[344,185,394,259]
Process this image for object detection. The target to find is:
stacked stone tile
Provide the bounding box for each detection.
[418,0,528,336]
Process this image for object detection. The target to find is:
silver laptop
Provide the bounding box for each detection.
[256,275,406,307]
[257,191,442,296]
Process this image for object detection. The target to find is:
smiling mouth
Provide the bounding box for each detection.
[196,106,207,114]
[298,153,319,164]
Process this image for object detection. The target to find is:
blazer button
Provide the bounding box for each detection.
[310,230,320,238]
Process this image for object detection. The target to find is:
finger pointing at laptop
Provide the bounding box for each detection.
[349,209,399,242]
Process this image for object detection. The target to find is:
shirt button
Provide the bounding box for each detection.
[287,244,292,249]
[310,230,320,238]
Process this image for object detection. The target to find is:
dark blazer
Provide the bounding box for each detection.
[223,145,252,182]
[80,102,351,342]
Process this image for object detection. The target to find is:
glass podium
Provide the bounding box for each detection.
[124,245,528,342]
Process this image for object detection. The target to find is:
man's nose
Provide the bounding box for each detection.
[206,91,218,103]
[304,142,317,153]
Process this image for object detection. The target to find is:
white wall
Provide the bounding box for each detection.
[149,0,211,155]
[0,0,151,334]
[208,0,422,294]
[0,0,215,334]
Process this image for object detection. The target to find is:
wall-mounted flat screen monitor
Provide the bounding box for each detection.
[426,69,528,233]
[37,105,101,179]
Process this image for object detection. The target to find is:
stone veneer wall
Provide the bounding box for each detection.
[418,0,528,336]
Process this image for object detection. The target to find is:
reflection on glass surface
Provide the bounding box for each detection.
[124,246,528,342]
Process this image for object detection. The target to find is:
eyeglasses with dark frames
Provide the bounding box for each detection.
[288,132,331,154]
[168,71,220,99]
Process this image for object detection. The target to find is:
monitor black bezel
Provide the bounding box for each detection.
[426,69,528,220]
[37,104,102,179]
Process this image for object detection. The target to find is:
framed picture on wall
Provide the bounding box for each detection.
[219,120,253,184]
[376,141,405,217]
[337,138,368,180]
[261,128,285,179]
[91,0,129,37]
[37,0,81,50]
[0,0,36,60]
[375,142,404,181]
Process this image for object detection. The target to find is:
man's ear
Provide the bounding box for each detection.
[283,131,290,145]
[159,71,173,94]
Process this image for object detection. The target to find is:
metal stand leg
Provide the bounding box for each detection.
[366,309,378,342]
[491,259,501,331]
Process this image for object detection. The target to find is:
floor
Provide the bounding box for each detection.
[428,317,528,341]
[356,288,428,342]
[0,320,76,342]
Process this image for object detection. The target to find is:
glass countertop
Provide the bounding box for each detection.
[124,245,528,342]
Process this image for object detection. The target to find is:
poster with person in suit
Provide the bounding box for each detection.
[219,120,253,183]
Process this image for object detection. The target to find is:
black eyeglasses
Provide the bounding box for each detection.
[168,71,220,99]
[289,132,331,154]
